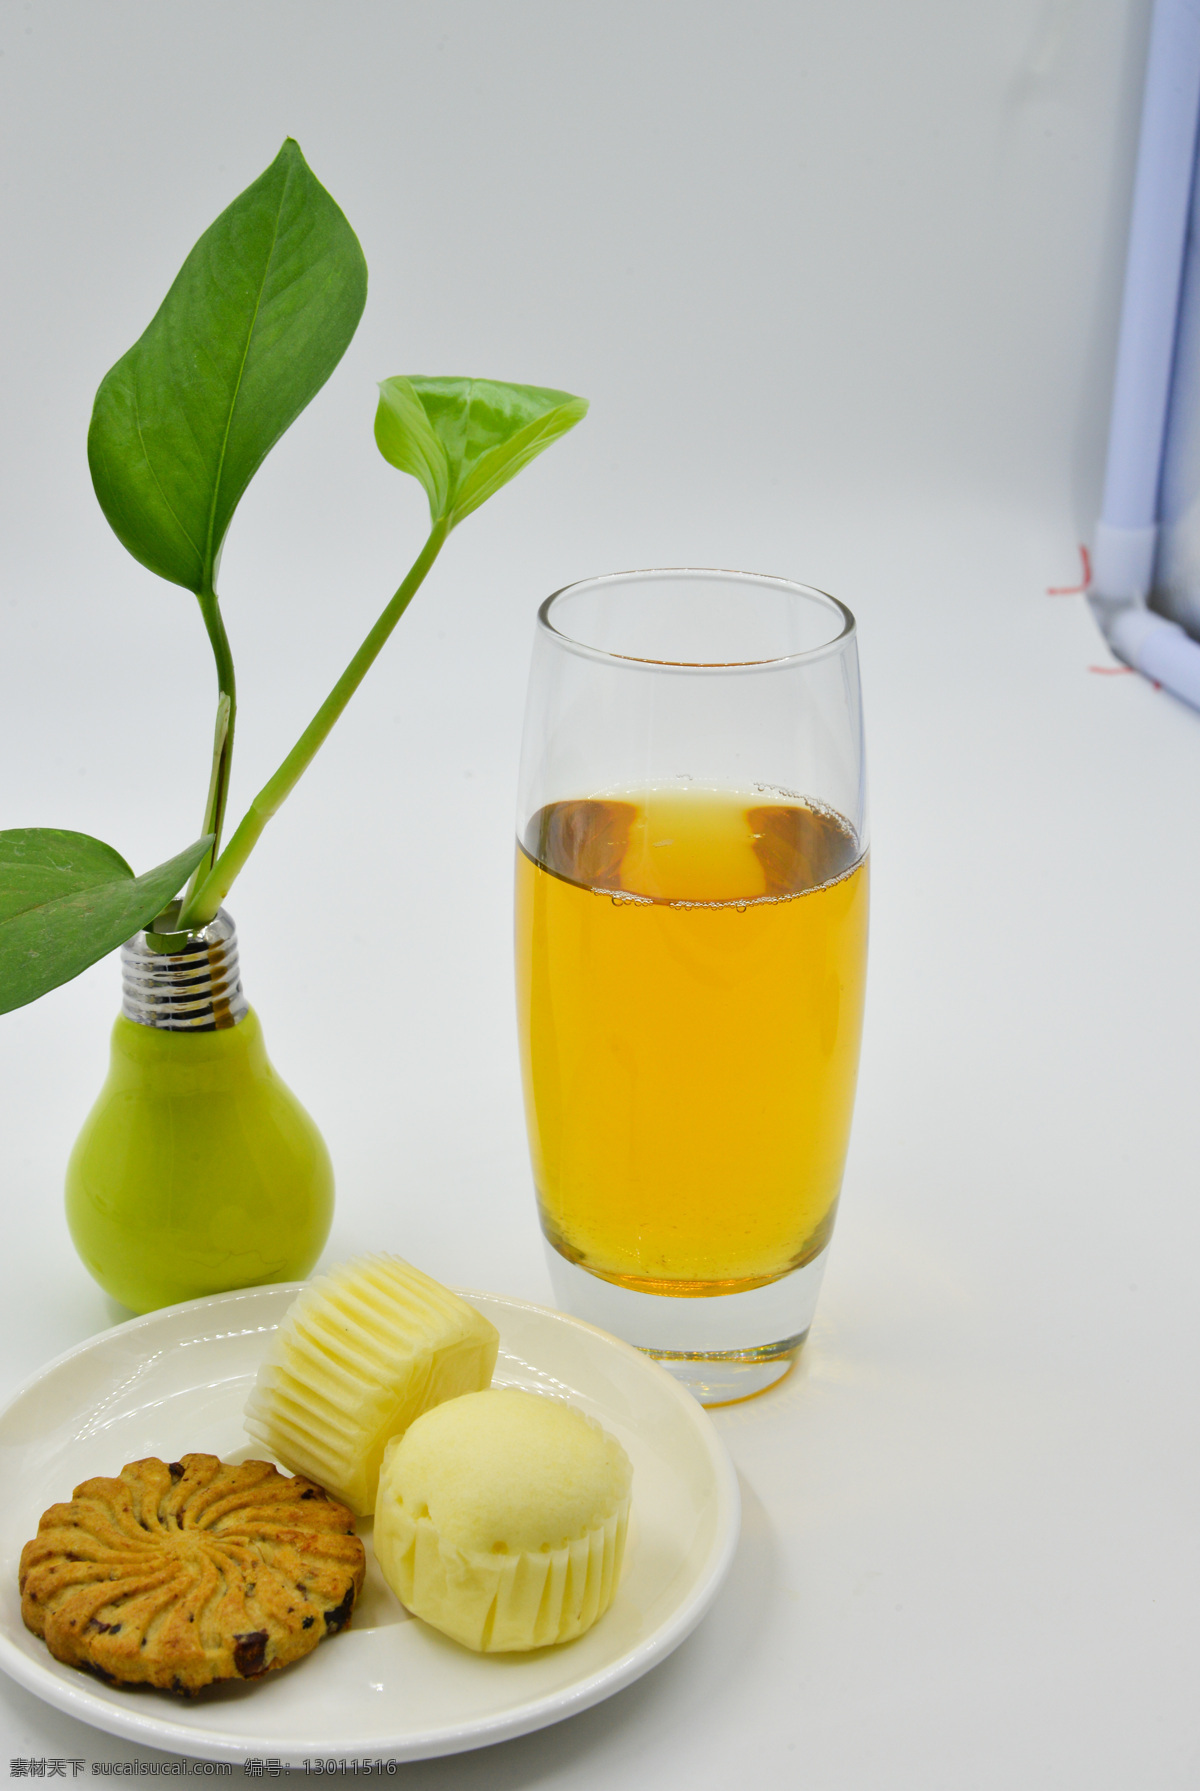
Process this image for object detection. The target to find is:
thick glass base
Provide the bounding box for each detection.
[543,1243,829,1406]
[643,1350,797,1405]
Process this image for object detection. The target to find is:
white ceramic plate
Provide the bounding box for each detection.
[0,1285,739,1764]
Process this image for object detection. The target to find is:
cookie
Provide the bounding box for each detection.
[19,1453,365,1694]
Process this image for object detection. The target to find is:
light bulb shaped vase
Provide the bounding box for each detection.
[65,910,334,1314]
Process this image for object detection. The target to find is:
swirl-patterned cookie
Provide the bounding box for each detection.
[19,1454,365,1694]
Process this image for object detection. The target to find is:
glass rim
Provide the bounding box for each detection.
[537,568,856,671]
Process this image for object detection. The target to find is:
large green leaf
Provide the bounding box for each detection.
[0,831,213,1015]
[88,139,368,595]
[374,378,588,528]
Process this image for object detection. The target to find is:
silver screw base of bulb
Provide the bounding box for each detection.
[121,907,248,1031]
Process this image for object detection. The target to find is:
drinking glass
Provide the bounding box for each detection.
[515,570,868,1403]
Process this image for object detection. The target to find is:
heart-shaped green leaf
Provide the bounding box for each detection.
[374,378,588,528]
[0,830,134,924]
[89,139,368,595]
[0,831,213,1015]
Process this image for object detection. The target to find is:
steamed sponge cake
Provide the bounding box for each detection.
[374,1388,632,1652]
[243,1255,499,1516]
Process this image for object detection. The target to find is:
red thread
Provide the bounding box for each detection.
[1087,664,1135,675]
[1048,545,1092,595]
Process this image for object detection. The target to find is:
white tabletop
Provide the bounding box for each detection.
[3,499,1197,1784]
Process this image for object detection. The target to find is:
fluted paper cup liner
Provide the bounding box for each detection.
[376,1490,629,1652]
[373,1389,633,1652]
[244,1255,498,1515]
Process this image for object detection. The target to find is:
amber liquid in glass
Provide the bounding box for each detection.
[515,788,868,1295]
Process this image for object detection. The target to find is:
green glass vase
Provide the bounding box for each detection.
[65,910,333,1314]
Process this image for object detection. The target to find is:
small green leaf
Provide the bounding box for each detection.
[0,831,213,1015]
[373,379,451,521]
[89,139,368,595]
[374,378,587,528]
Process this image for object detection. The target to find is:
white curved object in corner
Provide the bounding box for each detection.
[1091,0,1200,603]
[1106,602,1200,709]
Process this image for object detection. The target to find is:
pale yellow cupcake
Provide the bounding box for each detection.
[243,1255,499,1515]
[374,1388,632,1652]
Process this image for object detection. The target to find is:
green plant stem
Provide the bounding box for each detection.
[179,590,237,918]
[178,519,449,929]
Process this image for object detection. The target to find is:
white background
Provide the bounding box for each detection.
[2,0,1198,1783]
